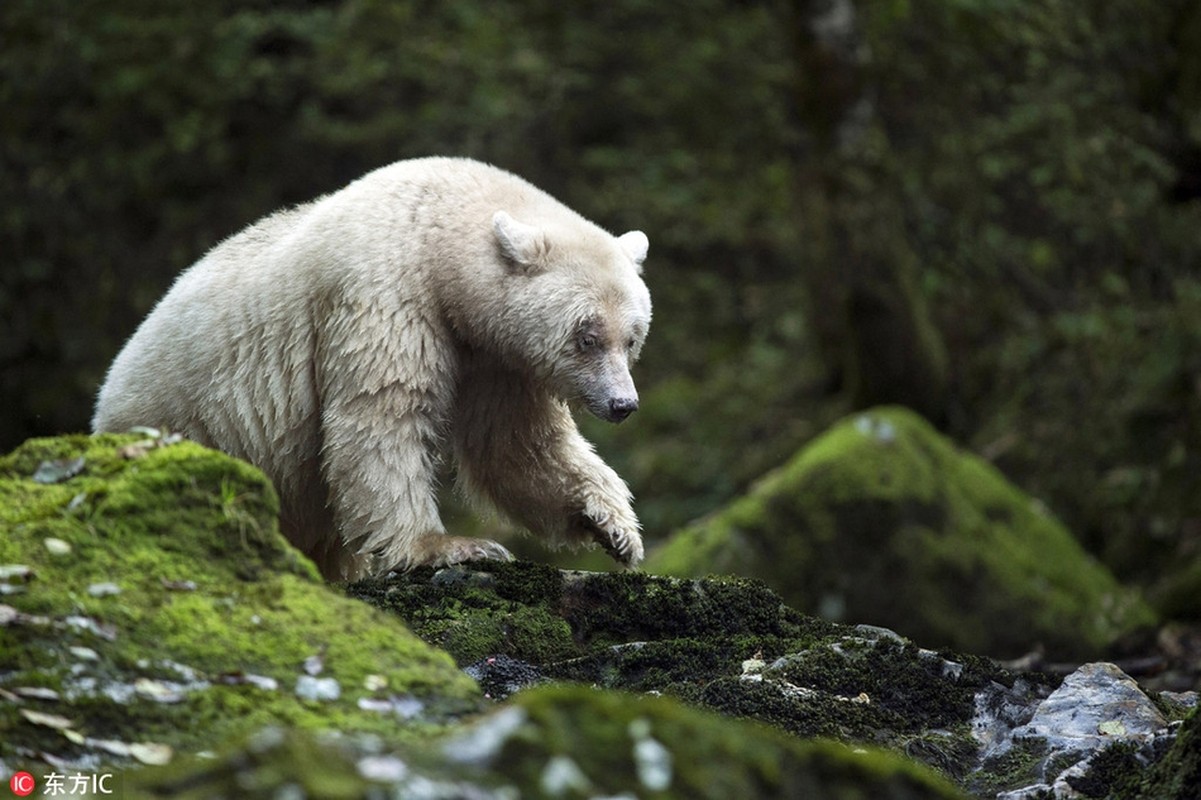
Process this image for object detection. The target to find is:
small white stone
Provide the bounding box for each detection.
[357,754,408,783]
[44,538,72,556]
[294,675,341,701]
[540,754,592,796]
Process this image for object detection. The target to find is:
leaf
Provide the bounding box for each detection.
[32,457,85,484]
[127,426,162,438]
[0,605,51,628]
[130,742,173,766]
[89,738,132,757]
[87,582,122,597]
[14,687,60,701]
[1098,719,1127,736]
[20,709,74,729]
[118,442,153,459]
[134,678,183,704]
[64,615,117,640]
[0,565,34,582]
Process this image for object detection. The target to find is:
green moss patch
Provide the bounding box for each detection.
[128,685,969,799]
[0,434,480,774]
[646,407,1156,658]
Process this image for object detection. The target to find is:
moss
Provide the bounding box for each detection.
[646,406,1156,658]
[490,685,968,799]
[968,739,1051,798]
[350,560,1038,788]
[349,562,842,666]
[1058,742,1144,799]
[127,685,969,799]
[1122,707,1201,800]
[126,727,406,799]
[0,434,481,774]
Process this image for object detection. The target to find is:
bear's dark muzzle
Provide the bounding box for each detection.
[608,397,638,422]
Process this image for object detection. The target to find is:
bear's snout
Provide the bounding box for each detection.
[608,397,639,422]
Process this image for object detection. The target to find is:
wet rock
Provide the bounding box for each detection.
[977,663,1177,799]
[1013,663,1167,752]
[463,654,545,700]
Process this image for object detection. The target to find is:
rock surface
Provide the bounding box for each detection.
[348,561,1195,798]
[645,406,1156,659]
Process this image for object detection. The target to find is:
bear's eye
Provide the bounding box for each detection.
[577,333,599,352]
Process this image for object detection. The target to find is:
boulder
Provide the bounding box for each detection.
[0,433,481,776]
[645,407,1155,658]
[350,562,1195,799]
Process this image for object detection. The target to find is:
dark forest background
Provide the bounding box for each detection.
[4,0,1201,614]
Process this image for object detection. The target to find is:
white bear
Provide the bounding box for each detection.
[92,157,651,580]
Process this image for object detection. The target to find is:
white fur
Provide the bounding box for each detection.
[93,157,651,579]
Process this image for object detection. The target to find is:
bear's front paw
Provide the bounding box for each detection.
[386,534,515,572]
[573,513,644,568]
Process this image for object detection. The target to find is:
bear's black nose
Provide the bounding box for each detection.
[609,397,638,421]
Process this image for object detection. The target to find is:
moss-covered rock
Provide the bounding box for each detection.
[348,560,1069,792]
[0,434,481,775]
[644,407,1156,659]
[128,684,968,799]
[1119,706,1201,800]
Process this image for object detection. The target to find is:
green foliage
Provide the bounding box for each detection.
[5,0,1201,612]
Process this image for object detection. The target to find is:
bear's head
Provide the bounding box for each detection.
[489,210,651,423]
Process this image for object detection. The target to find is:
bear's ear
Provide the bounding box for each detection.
[493,211,549,272]
[617,230,649,272]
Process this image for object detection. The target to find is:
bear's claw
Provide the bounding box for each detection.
[577,514,644,568]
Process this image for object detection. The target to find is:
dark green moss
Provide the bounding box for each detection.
[349,564,845,673]
[685,675,881,740]
[350,559,1031,789]
[492,685,968,799]
[772,641,983,731]
[969,740,1050,798]
[1057,742,1143,799]
[1121,707,1201,800]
